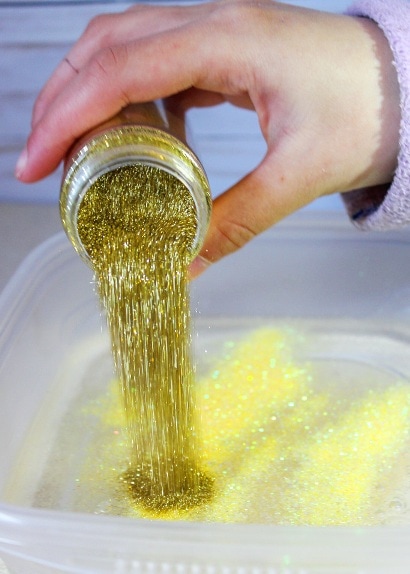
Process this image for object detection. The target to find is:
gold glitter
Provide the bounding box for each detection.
[77,163,213,513]
[60,121,212,266]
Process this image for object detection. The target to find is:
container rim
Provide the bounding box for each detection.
[1,499,410,571]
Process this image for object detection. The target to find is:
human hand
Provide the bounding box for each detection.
[15,0,400,276]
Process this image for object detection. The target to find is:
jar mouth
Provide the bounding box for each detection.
[60,126,211,267]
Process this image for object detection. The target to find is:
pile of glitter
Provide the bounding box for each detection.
[77,163,213,512]
[78,327,410,525]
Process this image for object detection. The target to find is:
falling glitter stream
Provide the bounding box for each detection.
[77,163,213,512]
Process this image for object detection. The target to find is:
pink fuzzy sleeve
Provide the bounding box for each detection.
[342,0,410,230]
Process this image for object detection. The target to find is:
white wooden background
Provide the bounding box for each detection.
[0,0,350,206]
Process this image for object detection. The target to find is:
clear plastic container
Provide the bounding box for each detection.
[1,212,410,573]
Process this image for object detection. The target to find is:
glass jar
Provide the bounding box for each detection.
[60,102,212,266]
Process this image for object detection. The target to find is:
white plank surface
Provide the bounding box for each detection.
[0,0,349,207]
[0,3,129,202]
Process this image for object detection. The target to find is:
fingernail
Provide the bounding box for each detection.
[15,147,28,180]
[188,255,211,280]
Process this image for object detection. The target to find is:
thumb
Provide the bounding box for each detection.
[189,152,309,279]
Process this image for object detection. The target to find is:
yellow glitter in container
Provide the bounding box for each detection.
[280,385,410,525]
[75,327,410,525]
[197,330,410,525]
[60,103,213,514]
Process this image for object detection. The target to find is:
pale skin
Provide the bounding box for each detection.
[15,0,401,277]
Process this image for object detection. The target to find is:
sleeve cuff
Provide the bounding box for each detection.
[343,0,410,230]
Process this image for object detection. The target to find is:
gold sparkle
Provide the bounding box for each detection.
[78,163,213,514]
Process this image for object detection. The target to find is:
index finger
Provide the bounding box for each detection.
[31,3,208,128]
[16,10,235,182]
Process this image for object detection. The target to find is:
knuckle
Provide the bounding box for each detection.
[211,1,260,31]
[83,13,113,37]
[89,44,127,78]
[85,45,131,106]
[215,218,257,255]
[81,13,121,48]
[125,4,146,13]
